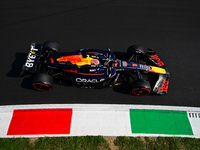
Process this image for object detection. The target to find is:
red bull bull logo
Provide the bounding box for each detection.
[57,55,94,66]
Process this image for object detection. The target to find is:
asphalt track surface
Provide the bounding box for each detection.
[1,0,200,107]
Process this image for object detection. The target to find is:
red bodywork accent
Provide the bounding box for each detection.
[87,52,100,54]
[132,63,137,67]
[124,69,134,71]
[151,54,164,66]
[158,78,169,92]
[147,70,155,73]
[49,58,54,63]
[63,69,78,73]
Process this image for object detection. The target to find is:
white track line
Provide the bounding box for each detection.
[1,104,200,111]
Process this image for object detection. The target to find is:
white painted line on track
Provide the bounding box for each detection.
[1,104,200,112]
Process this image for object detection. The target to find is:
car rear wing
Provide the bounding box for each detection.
[22,43,43,73]
[145,49,170,95]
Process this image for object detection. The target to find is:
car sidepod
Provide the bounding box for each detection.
[72,67,117,88]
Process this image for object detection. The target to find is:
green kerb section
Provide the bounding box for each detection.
[130,109,193,135]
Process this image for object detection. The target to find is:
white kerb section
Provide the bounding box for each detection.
[1,104,200,138]
[70,110,131,136]
[188,112,200,137]
[0,111,13,137]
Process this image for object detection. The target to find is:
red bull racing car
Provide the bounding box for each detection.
[22,41,170,96]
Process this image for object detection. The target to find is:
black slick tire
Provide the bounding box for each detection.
[32,73,54,91]
[127,45,145,61]
[131,79,151,96]
[127,45,145,55]
[42,41,61,54]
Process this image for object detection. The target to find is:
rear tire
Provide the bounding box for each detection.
[32,73,54,91]
[42,41,61,54]
[131,79,151,96]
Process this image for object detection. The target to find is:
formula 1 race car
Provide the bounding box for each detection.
[22,41,170,95]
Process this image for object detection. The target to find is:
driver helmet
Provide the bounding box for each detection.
[91,59,100,65]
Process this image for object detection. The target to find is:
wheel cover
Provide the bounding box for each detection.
[132,88,150,96]
[32,83,51,91]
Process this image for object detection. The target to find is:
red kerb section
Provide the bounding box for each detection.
[7,108,73,135]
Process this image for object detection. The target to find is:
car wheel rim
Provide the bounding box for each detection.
[33,83,51,91]
[132,88,150,96]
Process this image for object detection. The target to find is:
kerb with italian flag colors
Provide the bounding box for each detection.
[0,104,200,138]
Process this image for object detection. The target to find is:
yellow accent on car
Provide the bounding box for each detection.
[115,83,122,85]
[30,51,36,54]
[150,66,166,74]
[75,55,93,66]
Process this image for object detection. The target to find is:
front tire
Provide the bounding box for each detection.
[127,45,145,54]
[127,45,145,61]
[32,73,54,91]
[131,79,151,96]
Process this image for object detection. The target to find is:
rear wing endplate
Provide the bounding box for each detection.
[22,43,42,72]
